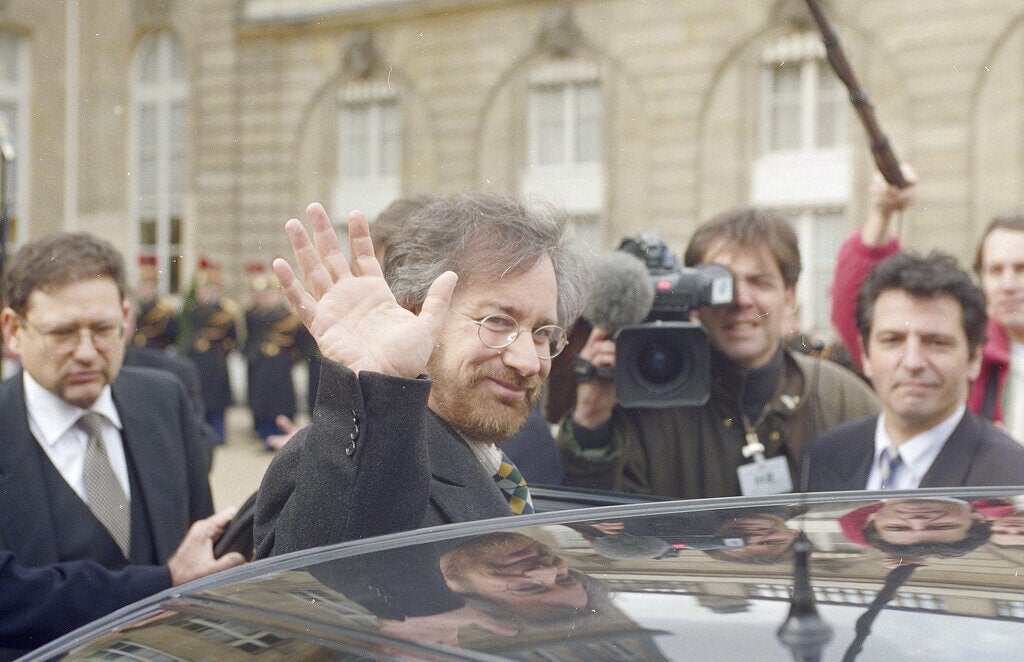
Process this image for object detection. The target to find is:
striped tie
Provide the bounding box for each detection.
[494,451,534,515]
[79,412,131,557]
[879,446,903,490]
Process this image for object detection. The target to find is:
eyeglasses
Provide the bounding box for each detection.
[20,316,125,353]
[450,308,567,359]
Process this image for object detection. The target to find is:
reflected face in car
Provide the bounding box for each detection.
[712,514,799,562]
[440,532,587,615]
[990,510,1024,547]
[867,499,982,546]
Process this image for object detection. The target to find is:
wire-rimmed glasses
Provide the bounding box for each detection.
[450,308,567,359]
[19,316,125,353]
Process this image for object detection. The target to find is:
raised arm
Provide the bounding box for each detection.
[272,203,457,377]
[831,167,918,370]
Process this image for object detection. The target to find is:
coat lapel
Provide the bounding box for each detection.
[919,413,978,488]
[0,374,60,560]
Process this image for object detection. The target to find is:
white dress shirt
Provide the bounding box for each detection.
[866,405,965,490]
[23,372,130,503]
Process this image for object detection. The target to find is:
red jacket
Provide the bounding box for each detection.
[830,233,1008,423]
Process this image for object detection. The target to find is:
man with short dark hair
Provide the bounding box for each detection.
[0,232,216,570]
[557,208,878,499]
[831,169,1024,441]
[808,251,1024,490]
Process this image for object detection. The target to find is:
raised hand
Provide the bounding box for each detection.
[273,203,457,377]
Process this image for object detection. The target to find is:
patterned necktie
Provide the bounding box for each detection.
[79,412,131,557]
[878,446,903,490]
[494,451,534,515]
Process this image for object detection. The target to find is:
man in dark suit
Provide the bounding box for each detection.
[254,194,588,557]
[807,251,1024,491]
[1,509,244,659]
[0,232,216,571]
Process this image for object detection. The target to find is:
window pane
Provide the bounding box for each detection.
[815,68,843,149]
[139,218,157,245]
[0,32,18,82]
[532,86,564,165]
[379,101,400,177]
[341,104,370,177]
[770,65,801,151]
[575,83,602,163]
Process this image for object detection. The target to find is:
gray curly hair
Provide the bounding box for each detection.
[382,192,589,326]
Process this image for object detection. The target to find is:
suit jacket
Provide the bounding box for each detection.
[0,550,169,658]
[0,367,214,567]
[123,344,218,470]
[254,361,512,558]
[806,411,1024,491]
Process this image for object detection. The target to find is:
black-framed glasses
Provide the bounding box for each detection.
[450,308,567,359]
[19,316,125,353]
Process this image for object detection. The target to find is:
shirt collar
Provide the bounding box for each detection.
[874,405,966,482]
[462,434,502,476]
[23,371,122,447]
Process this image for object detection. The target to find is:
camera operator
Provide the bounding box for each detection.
[557,208,880,499]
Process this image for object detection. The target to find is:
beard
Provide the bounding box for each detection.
[427,357,542,443]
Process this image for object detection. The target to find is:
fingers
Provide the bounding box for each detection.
[284,217,336,301]
[273,257,317,328]
[307,203,354,282]
[211,551,246,571]
[347,210,383,278]
[275,414,300,434]
[418,270,459,337]
[203,507,239,534]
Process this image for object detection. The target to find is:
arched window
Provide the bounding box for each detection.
[131,30,187,294]
[333,81,401,222]
[753,33,849,336]
[0,30,27,251]
[521,60,605,250]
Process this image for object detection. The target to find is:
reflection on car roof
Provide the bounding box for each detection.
[23,487,1024,661]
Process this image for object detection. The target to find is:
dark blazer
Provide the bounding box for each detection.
[123,344,218,470]
[806,411,1024,492]
[254,361,512,558]
[0,550,169,658]
[0,367,214,567]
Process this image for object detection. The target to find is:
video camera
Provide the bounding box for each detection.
[614,232,734,408]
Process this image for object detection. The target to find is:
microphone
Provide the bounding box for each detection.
[582,250,655,334]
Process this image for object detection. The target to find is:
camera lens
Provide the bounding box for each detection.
[636,340,684,385]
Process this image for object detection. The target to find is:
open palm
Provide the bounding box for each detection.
[274,203,456,378]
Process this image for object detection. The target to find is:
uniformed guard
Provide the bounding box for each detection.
[243,263,301,449]
[183,257,238,443]
[132,255,179,350]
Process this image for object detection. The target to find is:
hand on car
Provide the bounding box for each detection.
[167,508,246,586]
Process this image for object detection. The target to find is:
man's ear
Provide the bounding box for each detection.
[1,307,21,356]
[858,335,873,381]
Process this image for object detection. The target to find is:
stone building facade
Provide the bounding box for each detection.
[1,0,1023,335]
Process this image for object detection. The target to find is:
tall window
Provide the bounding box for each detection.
[792,208,845,336]
[521,61,605,250]
[752,33,850,338]
[131,31,187,294]
[333,82,400,222]
[760,35,845,155]
[0,31,27,250]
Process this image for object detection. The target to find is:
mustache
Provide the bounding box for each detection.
[473,366,543,392]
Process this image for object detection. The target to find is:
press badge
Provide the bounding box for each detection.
[738,455,793,496]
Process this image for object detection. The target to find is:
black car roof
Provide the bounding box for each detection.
[23,487,1024,661]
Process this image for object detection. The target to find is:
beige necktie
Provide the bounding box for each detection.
[878,446,903,490]
[79,412,131,557]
